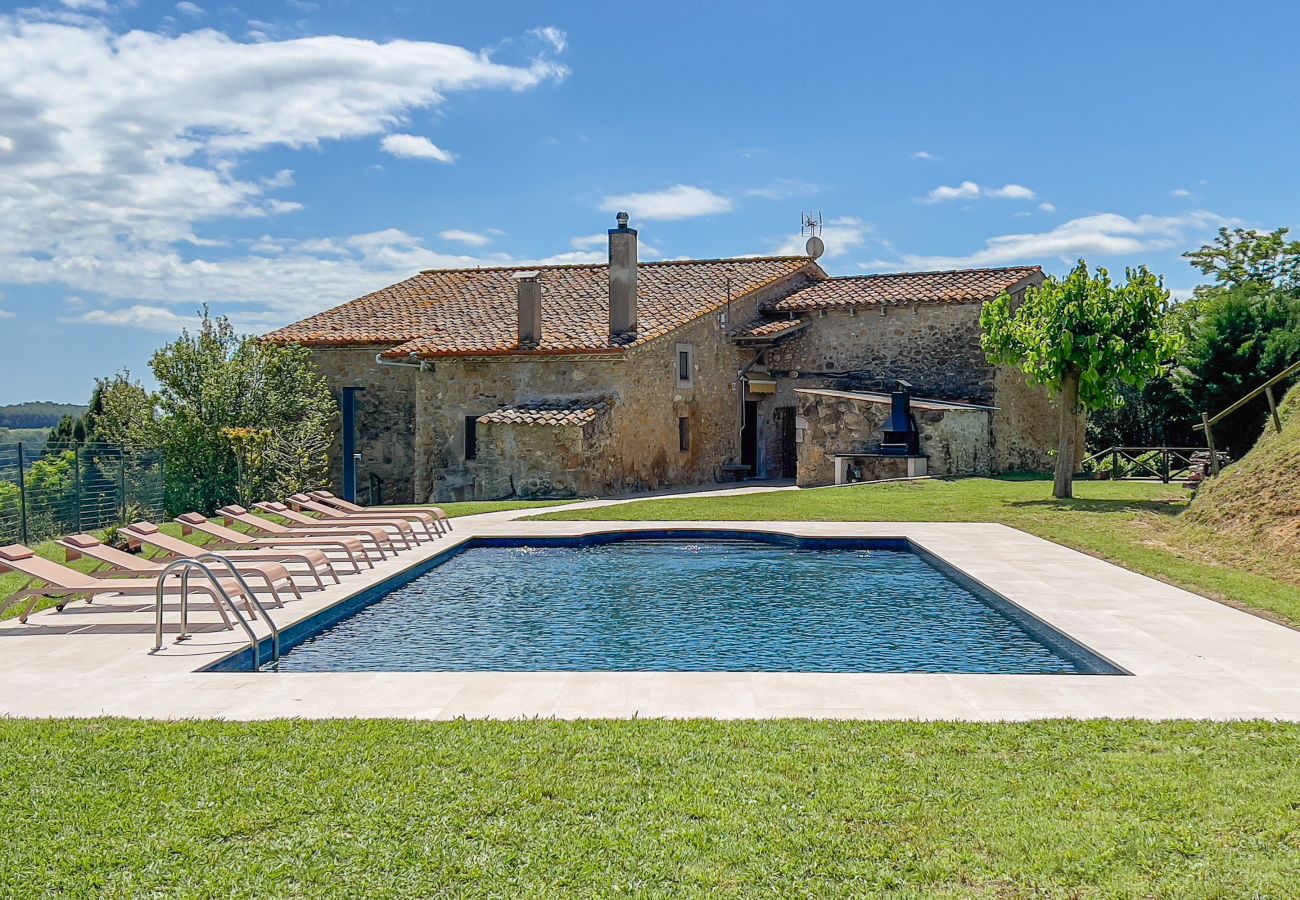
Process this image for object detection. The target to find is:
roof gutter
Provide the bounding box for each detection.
[375,352,433,373]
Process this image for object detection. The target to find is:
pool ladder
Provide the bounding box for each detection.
[151,552,281,670]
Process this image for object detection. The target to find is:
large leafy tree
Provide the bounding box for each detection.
[151,311,336,514]
[981,260,1181,499]
[1183,226,1300,293]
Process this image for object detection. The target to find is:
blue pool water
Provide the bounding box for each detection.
[269,538,1114,674]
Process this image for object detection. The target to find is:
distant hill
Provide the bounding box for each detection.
[0,402,87,429]
[1185,382,1300,558]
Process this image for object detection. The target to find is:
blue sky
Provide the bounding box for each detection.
[1,0,1298,403]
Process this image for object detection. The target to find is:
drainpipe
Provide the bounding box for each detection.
[736,347,768,466]
[374,352,433,372]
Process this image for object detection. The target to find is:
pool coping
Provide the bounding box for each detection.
[0,519,1297,720]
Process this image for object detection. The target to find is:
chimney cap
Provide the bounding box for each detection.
[615,211,630,228]
[513,270,540,281]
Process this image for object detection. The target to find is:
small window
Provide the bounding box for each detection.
[678,416,690,452]
[464,415,478,460]
[676,343,694,386]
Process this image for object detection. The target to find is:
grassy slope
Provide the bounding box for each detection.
[534,477,1300,626]
[0,719,1296,897]
[1186,381,1300,557]
[0,499,569,619]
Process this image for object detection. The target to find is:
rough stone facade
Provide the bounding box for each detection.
[793,389,993,486]
[289,247,1063,502]
[309,349,418,502]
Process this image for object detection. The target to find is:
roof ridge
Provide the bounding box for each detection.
[418,255,811,275]
[829,264,1042,281]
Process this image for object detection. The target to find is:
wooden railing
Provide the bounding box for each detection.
[1193,358,1300,474]
[1079,446,1224,483]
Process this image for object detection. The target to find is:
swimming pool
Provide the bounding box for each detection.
[259,535,1120,675]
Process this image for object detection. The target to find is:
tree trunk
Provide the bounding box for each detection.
[1054,368,1081,499]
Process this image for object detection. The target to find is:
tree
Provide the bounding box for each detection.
[981,260,1181,499]
[1183,227,1300,293]
[1171,287,1300,454]
[150,310,336,514]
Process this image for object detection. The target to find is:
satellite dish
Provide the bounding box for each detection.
[805,235,825,259]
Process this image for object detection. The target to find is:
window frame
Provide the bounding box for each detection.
[675,343,694,387]
[464,415,479,460]
[678,416,690,452]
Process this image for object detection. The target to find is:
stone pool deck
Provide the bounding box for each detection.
[1,508,1298,720]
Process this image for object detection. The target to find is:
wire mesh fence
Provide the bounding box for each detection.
[0,442,165,546]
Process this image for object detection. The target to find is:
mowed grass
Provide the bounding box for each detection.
[0,499,567,620]
[533,476,1300,627]
[0,718,1296,897]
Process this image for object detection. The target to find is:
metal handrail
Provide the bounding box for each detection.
[151,559,259,666]
[195,552,281,667]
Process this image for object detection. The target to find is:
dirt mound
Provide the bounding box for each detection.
[1184,382,1300,559]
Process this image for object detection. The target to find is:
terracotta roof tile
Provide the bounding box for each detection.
[731,316,807,340]
[477,398,611,427]
[264,257,814,357]
[768,266,1042,312]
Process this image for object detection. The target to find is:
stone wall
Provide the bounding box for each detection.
[304,348,418,502]
[793,389,992,487]
[474,412,614,499]
[767,302,995,402]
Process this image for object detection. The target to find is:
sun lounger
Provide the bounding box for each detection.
[121,522,338,588]
[0,544,250,626]
[174,513,374,572]
[221,505,399,559]
[56,534,301,607]
[306,490,450,535]
[273,497,426,545]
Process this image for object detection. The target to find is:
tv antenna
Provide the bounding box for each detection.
[801,211,824,259]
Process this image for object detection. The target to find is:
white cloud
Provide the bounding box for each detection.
[924,181,1036,203]
[71,305,200,332]
[566,233,661,258]
[1038,202,1055,212]
[924,181,981,203]
[527,26,567,54]
[599,185,733,221]
[438,229,492,246]
[0,14,566,328]
[912,150,935,160]
[882,210,1232,270]
[175,2,204,15]
[985,183,1035,200]
[380,133,456,163]
[59,0,110,10]
[1172,188,1192,197]
[773,216,871,260]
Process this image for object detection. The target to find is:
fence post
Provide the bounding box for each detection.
[15,442,28,546]
[119,451,127,522]
[1264,385,1282,433]
[1161,448,1169,483]
[73,449,82,532]
[1201,413,1221,476]
[1111,448,1119,480]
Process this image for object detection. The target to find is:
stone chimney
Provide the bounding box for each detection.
[515,270,541,348]
[608,211,637,339]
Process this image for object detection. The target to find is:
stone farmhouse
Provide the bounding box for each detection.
[266,215,1061,502]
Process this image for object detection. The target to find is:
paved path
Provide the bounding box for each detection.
[1,495,1297,720]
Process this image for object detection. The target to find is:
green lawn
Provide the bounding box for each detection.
[0,719,1296,897]
[533,476,1300,627]
[430,498,578,518]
